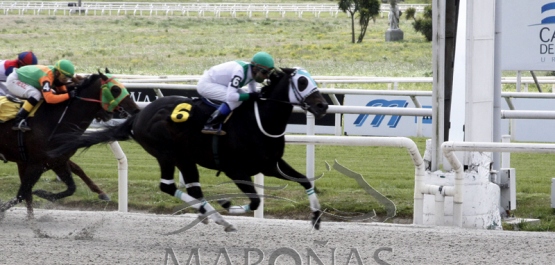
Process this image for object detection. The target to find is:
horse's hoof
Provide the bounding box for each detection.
[98,193,111,201]
[217,199,231,209]
[312,211,322,230]
[215,220,236,232]
[197,214,209,225]
[224,225,237,233]
[313,222,321,230]
[26,212,35,220]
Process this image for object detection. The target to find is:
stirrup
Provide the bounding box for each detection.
[201,125,226,136]
[12,120,30,132]
[6,94,22,104]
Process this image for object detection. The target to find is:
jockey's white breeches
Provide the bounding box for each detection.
[6,72,42,101]
[0,82,8,96]
[196,72,244,110]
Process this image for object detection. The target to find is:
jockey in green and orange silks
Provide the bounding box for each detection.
[6,59,77,132]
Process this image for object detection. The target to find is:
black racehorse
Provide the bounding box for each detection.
[0,71,139,219]
[50,68,328,232]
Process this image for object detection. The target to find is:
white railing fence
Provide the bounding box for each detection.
[1,2,427,17]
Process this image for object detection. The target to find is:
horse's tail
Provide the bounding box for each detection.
[48,115,137,158]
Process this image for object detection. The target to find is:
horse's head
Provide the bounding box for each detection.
[73,70,139,122]
[262,67,328,119]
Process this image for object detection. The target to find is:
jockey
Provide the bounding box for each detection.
[197,51,274,135]
[0,51,38,96]
[6,59,76,132]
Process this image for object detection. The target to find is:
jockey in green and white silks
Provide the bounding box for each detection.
[196,51,274,135]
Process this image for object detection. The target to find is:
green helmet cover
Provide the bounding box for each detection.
[251,52,274,69]
[55,59,75,77]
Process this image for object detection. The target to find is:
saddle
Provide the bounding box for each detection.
[201,97,222,109]
[0,96,40,123]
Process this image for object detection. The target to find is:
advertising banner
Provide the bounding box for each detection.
[343,95,433,137]
[501,0,555,70]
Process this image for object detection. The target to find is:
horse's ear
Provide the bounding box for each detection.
[105,68,111,74]
[268,67,282,79]
[97,69,102,75]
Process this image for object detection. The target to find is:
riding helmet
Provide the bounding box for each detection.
[17,51,38,66]
[55,59,75,78]
[251,52,274,69]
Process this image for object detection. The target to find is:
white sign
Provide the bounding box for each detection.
[501,0,555,70]
[342,95,433,137]
[509,98,555,142]
[341,94,555,143]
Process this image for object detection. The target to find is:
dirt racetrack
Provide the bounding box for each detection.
[1,207,555,264]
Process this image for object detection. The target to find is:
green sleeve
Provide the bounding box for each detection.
[238,93,249,101]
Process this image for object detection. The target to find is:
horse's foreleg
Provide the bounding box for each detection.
[264,159,323,230]
[68,160,110,201]
[163,160,236,232]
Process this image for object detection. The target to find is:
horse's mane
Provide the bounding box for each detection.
[78,74,101,89]
[261,67,296,94]
[271,67,295,80]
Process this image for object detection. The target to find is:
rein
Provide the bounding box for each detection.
[253,73,313,138]
[72,76,128,113]
[75,96,101,103]
[72,94,124,113]
[254,101,286,138]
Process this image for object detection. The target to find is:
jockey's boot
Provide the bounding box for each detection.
[12,98,37,132]
[201,103,231,136]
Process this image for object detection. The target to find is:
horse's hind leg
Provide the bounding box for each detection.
[262,158,323,230]
[158,159,236,232]
[33,163,76,202]
[221,173,261,214]
[68,160,110,201]
[3,164,45,219]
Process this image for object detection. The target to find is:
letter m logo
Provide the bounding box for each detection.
[353,99,409,128]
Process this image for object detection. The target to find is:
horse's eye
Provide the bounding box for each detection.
[297,76,308,92]
[111,86,122,97]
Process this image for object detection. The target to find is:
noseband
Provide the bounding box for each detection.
[72,75,130,113]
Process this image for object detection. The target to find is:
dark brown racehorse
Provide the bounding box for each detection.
[50,68,328,232]
[0,72,139,219]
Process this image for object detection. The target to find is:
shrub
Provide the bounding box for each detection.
[405,7,416,20]
[412,5,432,41]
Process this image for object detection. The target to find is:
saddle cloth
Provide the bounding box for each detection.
[0,96,41,122]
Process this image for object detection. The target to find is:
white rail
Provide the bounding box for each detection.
[285,135,425,224]
[1,2,427,17]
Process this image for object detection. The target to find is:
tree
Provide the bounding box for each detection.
[412,5,433,41]
[338,0,358,43]
[357,0,381,43]
[405,7,417,21]
[338,0,381,43]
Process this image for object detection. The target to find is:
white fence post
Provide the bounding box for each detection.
[108,141,128,212]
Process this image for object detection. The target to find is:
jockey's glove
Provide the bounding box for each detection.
[71,75,84,84]
[68,90,77,99]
